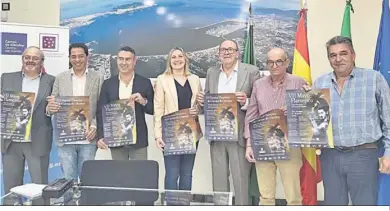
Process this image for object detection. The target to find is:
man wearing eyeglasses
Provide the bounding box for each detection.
[196,39,260,205]
[0,46,55,205]
[244,48,306,205]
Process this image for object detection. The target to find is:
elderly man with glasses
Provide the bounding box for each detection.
[1,46,55,205]
[244,47,307,205]
[196,39,260,205]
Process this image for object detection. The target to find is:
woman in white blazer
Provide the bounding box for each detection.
[154,47,202,195]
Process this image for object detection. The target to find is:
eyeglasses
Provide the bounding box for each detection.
[219,48,238,54]
[23,55,42,62]
[266,59,286,67]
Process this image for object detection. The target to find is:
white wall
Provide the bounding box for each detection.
[3,0,383,202]
[307,0,382,80]
[1,0,60,26]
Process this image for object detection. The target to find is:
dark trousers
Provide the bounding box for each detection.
[320,147,379,205]
[163,142,199,191]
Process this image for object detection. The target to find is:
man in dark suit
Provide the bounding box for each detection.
[96,46,154,160]
[1,46,55,205]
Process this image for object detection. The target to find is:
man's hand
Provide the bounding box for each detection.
[196,91,204,106]
[97,139,108,149]
[281,105,287,116]
[235,92,247,106]
[155,137,165,151]
[302,85,312,92]
[379,156,390,174]
[46,96,61,114]
[245,145,256,163]
[189,107,198,117]
[130,93,146,105]
[86,126,97,142]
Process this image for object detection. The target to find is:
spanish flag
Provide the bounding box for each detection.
[292,4,322,205]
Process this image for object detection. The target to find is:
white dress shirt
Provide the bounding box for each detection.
[66,68,90,145]
[217,61,249,109]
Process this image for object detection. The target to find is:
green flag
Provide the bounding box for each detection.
[242,3,260,205]
[341,0,354,38]
[243,3,256,65]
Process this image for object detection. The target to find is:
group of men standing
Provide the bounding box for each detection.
[1,35,389,206]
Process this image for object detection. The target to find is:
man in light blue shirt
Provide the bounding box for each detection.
[309,36,390,205]
[1,46,55,205]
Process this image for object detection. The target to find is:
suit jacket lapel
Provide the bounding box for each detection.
[84,72,95,96]
[211,68,220,93]
[113,76,120,100]
[236,62,248,92]
[188,75,197,107]
[33,73,50,112]
[65,72,73,95]
[14,72,23,92]
[167,75,179,110]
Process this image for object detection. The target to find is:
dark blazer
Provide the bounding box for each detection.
[96,74,154,149]
[1,71,55,156]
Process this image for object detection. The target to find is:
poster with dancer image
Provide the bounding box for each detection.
[102,99,137,147]
[162,109,198,156]
[204,93,238,141]
[249,109,289,161]
[1,91,35,142]
[54,96,90,143]
[286,89,333,148]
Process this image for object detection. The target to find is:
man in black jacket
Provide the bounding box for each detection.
[96,46,154,160]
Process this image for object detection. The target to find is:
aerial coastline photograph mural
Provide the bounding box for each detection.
[60,0,300,79]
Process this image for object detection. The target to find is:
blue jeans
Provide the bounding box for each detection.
[320,147,379,205]
[163,142,198,191]
[57,144,97,181]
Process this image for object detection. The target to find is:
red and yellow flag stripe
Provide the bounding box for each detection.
[292,4,323,205]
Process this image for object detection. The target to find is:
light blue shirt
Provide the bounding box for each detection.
[313,67,390,157]
[15,72,41,142]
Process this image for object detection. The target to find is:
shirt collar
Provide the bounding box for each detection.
[220,61,239,73]
[331,67,356,82]
[22,71,42,79]
[70,68,88,76]
[119,72,135,84]
[267,72,288,86]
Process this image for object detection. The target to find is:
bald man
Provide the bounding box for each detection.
[197,39,260,205]
[1,46,55,205]
[244,48,306,205]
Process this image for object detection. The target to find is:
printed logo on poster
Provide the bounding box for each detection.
[39,33,59,52]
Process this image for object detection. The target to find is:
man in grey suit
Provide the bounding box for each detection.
[1,46,55,205]
[46,43,103,181]
[196,40,260,205]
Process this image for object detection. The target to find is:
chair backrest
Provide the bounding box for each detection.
[79,160,159,205]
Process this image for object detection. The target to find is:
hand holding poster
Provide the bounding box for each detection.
[1,91,35,142]
[250,109,289,161]
[102,99,137,147]
[54,96,90,143]
[286,89,333,148]
[204,93,238,141]
[162,109,199,156]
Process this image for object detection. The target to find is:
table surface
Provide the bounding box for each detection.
[1,186,234,206]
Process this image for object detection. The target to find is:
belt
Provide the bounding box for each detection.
[334,142,378,152]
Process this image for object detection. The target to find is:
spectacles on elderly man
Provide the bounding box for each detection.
[266,59,286,67]
[219,48,238,54]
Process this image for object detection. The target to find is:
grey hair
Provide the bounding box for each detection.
[326,36,355,56]
[22,46,45,61]
[219,39,240,51]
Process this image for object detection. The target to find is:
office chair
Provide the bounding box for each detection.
[78,160,159,205]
